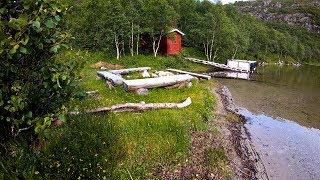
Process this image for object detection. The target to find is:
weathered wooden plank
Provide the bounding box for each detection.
[185,57,249,72]
[208,71,250,80]
[123,74,195,91]
[97,71,125,85]
[109,67,151,75]
[166,68,211,80]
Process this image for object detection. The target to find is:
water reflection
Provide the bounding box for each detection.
[253,65,320,89]
[240,108,320,180]
[219,65,320,179]
[219,65,320,129]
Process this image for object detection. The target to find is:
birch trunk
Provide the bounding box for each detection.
[209,34,215,61]
[203,43,207,60]
[136,34,140,55]
[130,23,134,56]
[153,33,163,58]
[115,35,120,60]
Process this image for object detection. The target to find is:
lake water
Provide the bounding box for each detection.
[219,65,320,179]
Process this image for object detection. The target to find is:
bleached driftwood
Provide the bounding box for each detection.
[166,68,211,80]
[97,71,125,85]
[109,67,151,75]
[69,97,192,114]
[123,74,195,91]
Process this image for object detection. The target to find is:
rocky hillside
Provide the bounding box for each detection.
[235,0,320,33]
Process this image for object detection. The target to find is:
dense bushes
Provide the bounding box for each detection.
[0,0,81,140]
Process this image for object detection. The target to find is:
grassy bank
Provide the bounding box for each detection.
[1,51,232,179]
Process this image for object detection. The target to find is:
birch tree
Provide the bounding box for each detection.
[125,0,145,56]
[191,12,218,61]
[143,0,177,57]
[106,0,130,59]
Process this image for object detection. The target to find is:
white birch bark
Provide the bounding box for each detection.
[130,23,134,56]
[153,32,163,58]
[136,33,140,55]
[115,35,120,60]
[209,34,215,61]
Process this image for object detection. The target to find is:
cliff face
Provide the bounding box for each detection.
[235,0,320,33]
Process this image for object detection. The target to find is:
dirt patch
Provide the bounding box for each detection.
[153,130,229,179]
[90,61,124,70]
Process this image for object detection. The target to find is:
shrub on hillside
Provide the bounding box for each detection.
[0,0,81,140]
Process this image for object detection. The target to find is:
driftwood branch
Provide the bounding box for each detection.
[70,97,192,114]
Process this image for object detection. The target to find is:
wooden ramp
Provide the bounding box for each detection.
[185,57,249,72]
[166,68,211,80]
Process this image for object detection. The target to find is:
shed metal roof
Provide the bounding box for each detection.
[168,28,186,36]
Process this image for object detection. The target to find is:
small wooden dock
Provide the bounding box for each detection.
[185,57,249,72]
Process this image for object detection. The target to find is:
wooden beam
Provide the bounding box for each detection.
[167,68,211,80]
[97,71,125,85]
[184,57,249,72]
[123,74,195,91]
[109,67,151,75]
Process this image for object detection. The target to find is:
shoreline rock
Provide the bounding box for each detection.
[214,83,269,179]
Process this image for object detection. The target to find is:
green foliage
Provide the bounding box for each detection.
[65,0,177,58]
[63,0,320,63]
[0,0,81,139]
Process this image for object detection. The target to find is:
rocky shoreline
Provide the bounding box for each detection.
[214,84,269,180]
[154,83,269,179]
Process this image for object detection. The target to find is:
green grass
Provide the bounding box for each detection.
[306,61,320,66]
[1,50,224,179]
[206,148,231,178]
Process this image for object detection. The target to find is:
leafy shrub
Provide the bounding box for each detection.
[0,0,81,140]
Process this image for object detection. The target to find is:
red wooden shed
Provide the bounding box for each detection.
[160,29,185,56]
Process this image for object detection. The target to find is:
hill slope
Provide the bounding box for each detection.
[235,0,320,33]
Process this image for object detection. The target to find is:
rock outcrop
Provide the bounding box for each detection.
[236,0,320,33]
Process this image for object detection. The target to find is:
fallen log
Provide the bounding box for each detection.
[69,97,192,114]
[123,74,195,91]
[109,67,151,75]
[167,68,211,80]
[97,71,125,85]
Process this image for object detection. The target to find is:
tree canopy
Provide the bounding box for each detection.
[64,0,320,63]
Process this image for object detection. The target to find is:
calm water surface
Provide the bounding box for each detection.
[219,65,320,180]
